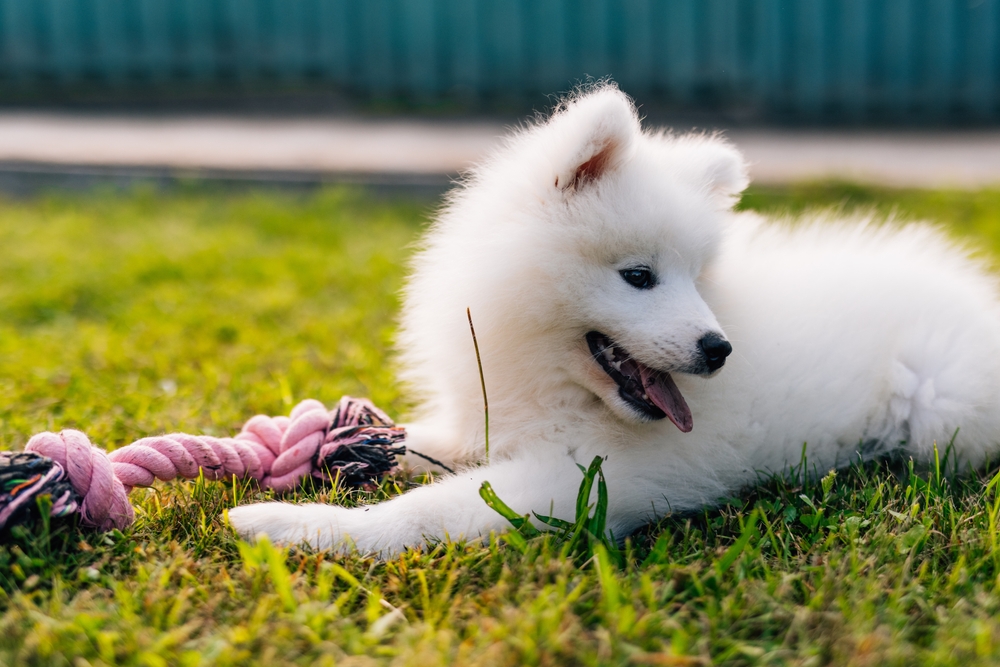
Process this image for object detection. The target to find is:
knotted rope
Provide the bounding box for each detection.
[0,396,406,532]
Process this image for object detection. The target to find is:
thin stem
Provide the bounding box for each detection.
[467,307,489,463]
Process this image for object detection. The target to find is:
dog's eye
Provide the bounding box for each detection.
[620,268,655,289]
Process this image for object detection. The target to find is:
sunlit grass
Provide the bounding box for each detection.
[3,183,1000,665]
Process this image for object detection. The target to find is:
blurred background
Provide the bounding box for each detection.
[0,0,999,192]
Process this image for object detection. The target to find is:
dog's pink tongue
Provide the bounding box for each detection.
[640,367,693,432]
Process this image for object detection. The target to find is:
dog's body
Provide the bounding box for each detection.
[229,87,1000,553]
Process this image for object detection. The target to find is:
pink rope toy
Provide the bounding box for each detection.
[0,396,407,532]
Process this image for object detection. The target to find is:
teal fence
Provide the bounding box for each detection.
[1,0,998,120]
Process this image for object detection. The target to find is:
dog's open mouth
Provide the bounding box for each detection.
[586,331,693,432]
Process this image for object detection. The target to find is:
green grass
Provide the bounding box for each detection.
[5,183,1000,665]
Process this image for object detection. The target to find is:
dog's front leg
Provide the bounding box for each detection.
[228,453,585,554]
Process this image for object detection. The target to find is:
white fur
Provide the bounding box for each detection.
[229,85,1000,554]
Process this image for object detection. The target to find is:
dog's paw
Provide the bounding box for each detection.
[227,502,354,551]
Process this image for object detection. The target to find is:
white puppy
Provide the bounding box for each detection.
[229,85,1000,553]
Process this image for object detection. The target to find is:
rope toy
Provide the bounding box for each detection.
[0,396,406,532]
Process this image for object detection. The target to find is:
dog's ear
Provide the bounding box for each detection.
[549,87,639,191]
[671,135,749,207]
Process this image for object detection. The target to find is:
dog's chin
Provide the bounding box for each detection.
[602,389,668,424]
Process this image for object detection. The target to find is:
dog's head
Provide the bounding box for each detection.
[399,85,748,435]
[529,86,749,430]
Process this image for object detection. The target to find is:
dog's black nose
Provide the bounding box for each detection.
[699,333,732,372]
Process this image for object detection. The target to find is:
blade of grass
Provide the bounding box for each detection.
[467,307,489,464]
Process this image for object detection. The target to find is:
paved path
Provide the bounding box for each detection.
[1,112,999,189]
[728,130,1000,189]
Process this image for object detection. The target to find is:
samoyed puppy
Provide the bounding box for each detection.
[229,85,1000,553]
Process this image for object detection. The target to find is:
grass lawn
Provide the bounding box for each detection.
[5,183,1000,666]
